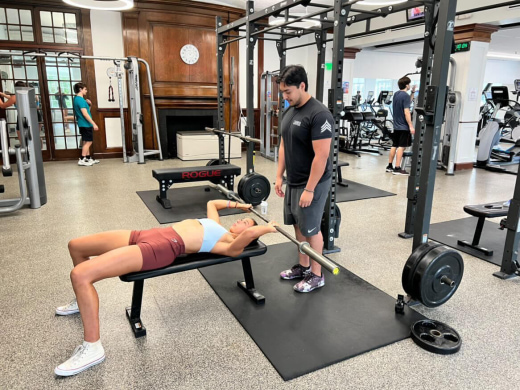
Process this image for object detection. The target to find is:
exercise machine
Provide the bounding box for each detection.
[259,70,280,161]
[0,88,47,213]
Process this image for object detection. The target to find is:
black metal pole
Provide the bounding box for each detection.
[216,16,226,164]
[399,0,436,239]
[245,1,257,174]
[412,0,458,251]
[314,20,327,103]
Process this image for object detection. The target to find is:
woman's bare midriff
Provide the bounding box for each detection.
[171,219,230,254]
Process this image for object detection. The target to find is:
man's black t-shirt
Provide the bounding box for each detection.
[281,97,333,187]
[392,90,411,131]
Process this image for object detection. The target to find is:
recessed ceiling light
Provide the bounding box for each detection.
[62,0,134,11]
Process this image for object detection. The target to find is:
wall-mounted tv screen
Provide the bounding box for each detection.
[407,6,425,22]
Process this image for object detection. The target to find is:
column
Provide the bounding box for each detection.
[451,23,498,170]
[342,48,360,107]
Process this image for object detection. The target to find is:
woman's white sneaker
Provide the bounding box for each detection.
[55,341,105,377]
[56,298,79,316]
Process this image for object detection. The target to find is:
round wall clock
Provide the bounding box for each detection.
[180,44,200,65]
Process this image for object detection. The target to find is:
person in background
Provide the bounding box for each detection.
[73,82,99,167]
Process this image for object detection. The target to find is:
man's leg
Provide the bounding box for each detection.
[395,146,405,167]
[294,224,310,268]
[81,140,92,158]
[388,146,397,165]
[306,231,323,276]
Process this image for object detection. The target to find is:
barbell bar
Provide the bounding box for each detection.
[205,127,261,145]
[212,183,340,276]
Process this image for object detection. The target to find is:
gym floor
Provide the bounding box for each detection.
[1,150,519,389]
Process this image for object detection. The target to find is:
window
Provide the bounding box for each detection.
[40,11,78,45]
[0,8,34,42]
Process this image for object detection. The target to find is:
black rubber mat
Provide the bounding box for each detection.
[336,180,395,203]
[137,185,243,224]
[199,243,426,381]
[429,217,508,266]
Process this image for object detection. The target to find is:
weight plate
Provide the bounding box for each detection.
[412,246,464,308]
[410,320,461,355]
[238,172,271,206]
[402,243,442,298]
[206,159,228,184]
[321,204,341,238]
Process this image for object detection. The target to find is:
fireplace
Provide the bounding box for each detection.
[158,109,218,159]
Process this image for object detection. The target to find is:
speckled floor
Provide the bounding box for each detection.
[1,150,519,389]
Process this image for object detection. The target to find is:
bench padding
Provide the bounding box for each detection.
[152,164,241,181]
[463,202,509,218]
[120,241,267,282]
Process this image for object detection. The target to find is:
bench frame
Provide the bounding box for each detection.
[120,242,267,338]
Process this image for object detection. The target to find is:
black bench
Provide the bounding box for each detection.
[153,164,241,209]
[119,241,267,338]
[458,201,509,256]
[337,161,350,187]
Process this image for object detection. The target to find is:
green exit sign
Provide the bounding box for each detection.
[454,42,471,53]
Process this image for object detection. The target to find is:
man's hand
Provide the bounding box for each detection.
[93,124,99,131]
[299,190,314,208]
[86,99,92,106]
[275,176,285,198]
[410,126,415,135]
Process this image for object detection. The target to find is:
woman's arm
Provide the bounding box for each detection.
[206,199,252,223]
[225,222,277,257]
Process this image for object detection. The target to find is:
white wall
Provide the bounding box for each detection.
[352,50,420,80]
[484,59,520,94]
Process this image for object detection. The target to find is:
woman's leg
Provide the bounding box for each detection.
[68,230,132,267]
[70,245,143,342]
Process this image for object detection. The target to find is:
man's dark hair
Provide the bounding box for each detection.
[15,81,27,87]
[73,82,87,94]
[398,76,411,90]
[277,65,308,92]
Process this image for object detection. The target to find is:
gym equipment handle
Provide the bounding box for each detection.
[205,127,261,145]
[213,183,340,276]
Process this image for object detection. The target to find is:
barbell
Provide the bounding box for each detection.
[211,183,340,276]
[205,127,261,145]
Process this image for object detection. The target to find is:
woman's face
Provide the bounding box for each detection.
[229,218,255,234]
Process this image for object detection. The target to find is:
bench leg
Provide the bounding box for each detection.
[237,257,265,304]
[337,166,348,187]
[156,180,172,209]
[125,280,147,338]
[457,217,494,256]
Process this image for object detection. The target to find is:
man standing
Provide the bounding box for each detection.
[386,76,415,175]
[73,83,99,166]
[275,65,333,293]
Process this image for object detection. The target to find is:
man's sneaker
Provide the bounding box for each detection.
[55,341,105,377]
[293,272,325,293]
[280,264,311,280]
[78,158,93,167]
[386,164,394,172]
[56,298,79,316]
[392,167,409,176]
[88,158,100,164]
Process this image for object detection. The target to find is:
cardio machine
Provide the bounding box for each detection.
[475,85,520,174]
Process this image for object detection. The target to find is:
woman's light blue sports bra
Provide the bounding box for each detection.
[197,218,228,253]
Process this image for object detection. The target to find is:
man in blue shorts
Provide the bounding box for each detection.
[73,83,99,167]
[275,65,333,293]
[387,76,415,175]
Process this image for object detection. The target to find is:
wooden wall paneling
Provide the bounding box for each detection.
[153,25,190,82]
[189,28,216,84]
[123,13,140,57]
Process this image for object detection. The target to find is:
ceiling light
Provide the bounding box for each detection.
[269,16,321,27]
[63,0,134,11]
[358,0,407,6]
[487,52,520,61]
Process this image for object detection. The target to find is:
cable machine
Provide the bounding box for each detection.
[0,51,162,164]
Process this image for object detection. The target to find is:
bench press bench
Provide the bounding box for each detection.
[153,164,241,209]
[457,201,509,256]
[119,241,267,338]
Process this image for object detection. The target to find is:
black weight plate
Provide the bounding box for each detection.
[238,172,271,206]
[206,159,229,184]
[321,204,341,238]
[402,243,442,298]
[410,320,461,355]
[413,246,464,308]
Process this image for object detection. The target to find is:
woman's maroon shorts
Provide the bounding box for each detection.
[129,227,185,271]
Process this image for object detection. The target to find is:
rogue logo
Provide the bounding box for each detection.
[182,170,221,179]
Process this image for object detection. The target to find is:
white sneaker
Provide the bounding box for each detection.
[56,298,79,316]
[88,158,100,164]
[55,341,105,377]
[78,158,93,167]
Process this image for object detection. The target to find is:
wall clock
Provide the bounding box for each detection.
[180,44,199,65]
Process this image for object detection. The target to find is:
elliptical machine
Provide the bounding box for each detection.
[0,87,46,213]
[475,85,520,174]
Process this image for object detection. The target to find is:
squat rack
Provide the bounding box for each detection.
[0,51,162,164]
[215,0,458,254]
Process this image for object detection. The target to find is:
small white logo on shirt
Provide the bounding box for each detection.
[307,227,317,233]
[321,120,332,133]
[171,238,177,243]
[293,120,301,126]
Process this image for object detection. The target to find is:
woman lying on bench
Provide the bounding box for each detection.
[54,199,277,377]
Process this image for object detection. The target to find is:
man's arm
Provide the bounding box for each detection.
[404,108,415,134]
[275,139,286,197]
[0,94,16,109]
[80,108,99,130]
[305,138,331,192]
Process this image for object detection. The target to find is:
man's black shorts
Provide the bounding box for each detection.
[391,130,411,148]
[79,127,93,142]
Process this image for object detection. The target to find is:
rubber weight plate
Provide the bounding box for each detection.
[238,172,271,206]
[206,159,228,184]
[402,243,442,298]
[411,320,461,355]
[412,246,463,308]
[321,204,341,239]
